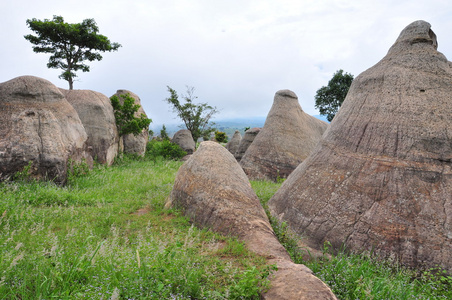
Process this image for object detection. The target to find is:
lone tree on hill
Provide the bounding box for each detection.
[165,86,218,145]
[24,15,121,90]
[110,93,151,137]
[315,69,354,122]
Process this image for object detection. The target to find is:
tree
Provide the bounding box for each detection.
[24,15,121,89]
[314,69,354,122]
[165,86,218,144]
[110,93,151,137]
[160,125,169,140]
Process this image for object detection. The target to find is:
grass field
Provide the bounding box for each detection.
[1,151,451,299]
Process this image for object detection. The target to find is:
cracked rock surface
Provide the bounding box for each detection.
[268,20,452,271]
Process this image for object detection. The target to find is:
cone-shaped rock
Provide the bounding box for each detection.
[167,141,336,299]
[240,90,328,181]
[0,76,92,183]
[226,130,242,155]
[62,89,119,165]
[269,21,452,270]
[234,127,260,161]
[172,129,195,154]
[112,90,149,156]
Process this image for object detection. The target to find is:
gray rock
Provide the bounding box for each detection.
[225,130,242,155]
[166,141,336,300]
[269,21,452,271]
[112,90,149,156]
[0,76,92,183]
[240,90,328,181]
[234,127,260,161]
[61,89,119,165]
[172,129,195,154]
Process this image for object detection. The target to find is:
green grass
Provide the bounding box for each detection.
[0,155,272,299]
[251,179,452,300]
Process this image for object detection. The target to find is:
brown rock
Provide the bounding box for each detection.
[269,21,452,271]
[0,76,92,183]
[234,127,260,161]
[172,129,195,154]
[226,130,242,155]
[61,89,119,165]
[167,141,336,299]
[240,90,328,181]
[112,90,149,156]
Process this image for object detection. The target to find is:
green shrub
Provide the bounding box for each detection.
[215,131,228,143]
[146,140,186,160]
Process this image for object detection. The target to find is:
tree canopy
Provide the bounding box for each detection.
[165,86,218,144]
[110,93,151,137]
[24,15,121,89]
[314,69,354,122]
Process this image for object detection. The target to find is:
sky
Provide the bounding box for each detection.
[1,0,451,128]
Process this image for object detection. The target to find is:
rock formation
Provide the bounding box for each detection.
[234,127,260,161]
[61,89,119,165]
[225,130,242,155]
[0,76,92,183]
[171,129,195,155]
[166,141,336,299]
[112,90,149,156]
[240,90,328,181]
[269,21,452,271]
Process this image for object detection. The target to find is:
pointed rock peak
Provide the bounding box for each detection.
[390,20,437,52]
[275,89,298,99]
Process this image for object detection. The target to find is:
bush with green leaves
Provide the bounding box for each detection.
[215,131,228,143]
[110,93,151,137]
[146,139,187,160]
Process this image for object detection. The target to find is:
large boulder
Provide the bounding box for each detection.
[234,127,260,161]
[171,129,195,154]
[240,90,328,181]
[61,89,119,165]
[166,141,336,299]
[0,76,92,183]
[225,130,242,155]
[269,21,452,271]
[112,90,149,156]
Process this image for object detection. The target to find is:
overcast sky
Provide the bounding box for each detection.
[1,0,451,127]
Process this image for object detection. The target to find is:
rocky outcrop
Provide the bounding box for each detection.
[112,90,149,156]
[225,130,242,155]
[61,89,119,165]
[172,129,195,155]
[234,127,260,161]
[240,90,328,181]
[269,21,452,271]
[0,76,92,183]
[166,141,336,299]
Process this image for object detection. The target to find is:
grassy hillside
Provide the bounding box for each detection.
[1,149,451,299]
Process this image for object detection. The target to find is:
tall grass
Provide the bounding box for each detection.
[0,155,272,299]
[251,180,452,300]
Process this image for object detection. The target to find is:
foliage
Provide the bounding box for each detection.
[165,86,218,144]
[0,157,273,299]
[314,69,354,122]
[146,140,186,160]
[215,131,228,143]
[159,124,170,140]
[12,161,35,182]
[110,93,151,137]
[24,15,121,89]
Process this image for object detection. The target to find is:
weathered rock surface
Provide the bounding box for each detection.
[112,90,149,156]
[269,21,452,271]
[234,127,260,161]
[240,90,328,181]
[61,89,119,165]
[0,76,92,183]
[226,130,242,155]
[167,141,336,299]
[171,129,195,155]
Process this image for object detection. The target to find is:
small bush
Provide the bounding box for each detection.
[146,140,186,160]
[215,131,228,143]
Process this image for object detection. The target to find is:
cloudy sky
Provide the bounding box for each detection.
[1,0,451,127]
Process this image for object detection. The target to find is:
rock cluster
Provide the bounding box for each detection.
[269,21,452,270]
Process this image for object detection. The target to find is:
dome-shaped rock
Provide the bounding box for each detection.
[226,130,242,155]
[234,127,260,161]
[269,21,452,271]
[172,129,195,154]
[240,90,328,181]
